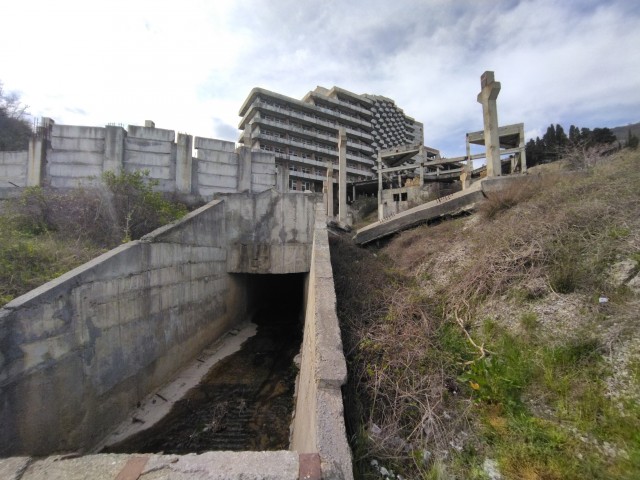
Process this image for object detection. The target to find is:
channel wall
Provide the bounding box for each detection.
[0,191,352,479]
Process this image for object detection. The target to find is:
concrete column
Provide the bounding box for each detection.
[338,128,347,223]
[519,123,527,173]
[27,136,45,187]
[176,133,193,194]
[352,184,356,202]
[377,152,383,221]
[477,71,502,177]
[104,125,125,173]
[237,146,252,193]
[326,162,334,218]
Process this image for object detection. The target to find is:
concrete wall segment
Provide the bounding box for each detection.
[0,198,243,456]
[194,136,235,152]
[52,124,106,140]
[127,125,175,142]
[291,201,353,479]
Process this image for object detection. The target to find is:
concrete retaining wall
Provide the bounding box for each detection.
[290,202,353,480]
[0,151,28,188]
[226,190,318,274]
[0,118,277,201]
[0,200,247,456]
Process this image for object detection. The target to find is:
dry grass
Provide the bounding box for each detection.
[332,148,640,479]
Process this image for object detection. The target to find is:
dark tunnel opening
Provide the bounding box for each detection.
[103,272,306,454]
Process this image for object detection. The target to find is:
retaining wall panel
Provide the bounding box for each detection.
[196,149,238,164]
[48,151,104,165]
[125,138,173,154]
[52,125,106,139]
[48,163,103,180]
[124,151,172,167]
[197,172,238,189]
[194,137,235,152]
[51,137,105,152]
[123,164,171,180]
[0,151,28,164]
[0,164,27,180]
[127,125,175,142]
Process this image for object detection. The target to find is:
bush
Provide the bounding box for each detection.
[101,170,187,242]
[1,170,188,305]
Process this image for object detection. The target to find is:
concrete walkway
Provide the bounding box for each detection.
[0,451,322,480]
[354,180,485,245]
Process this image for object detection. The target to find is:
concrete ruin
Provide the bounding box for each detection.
[0,119,277,202]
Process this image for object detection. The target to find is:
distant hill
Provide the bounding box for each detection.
[611,121,640,143]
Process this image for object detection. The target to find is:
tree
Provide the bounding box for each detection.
[627,130,639,150]
[0,81,32,151]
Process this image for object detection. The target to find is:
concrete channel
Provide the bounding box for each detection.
[0,193,353,479]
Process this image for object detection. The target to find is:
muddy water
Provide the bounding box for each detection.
[103,307,302,454]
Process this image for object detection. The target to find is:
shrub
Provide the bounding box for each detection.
[102,170,187,242]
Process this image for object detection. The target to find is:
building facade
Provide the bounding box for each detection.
[238,86,424,192]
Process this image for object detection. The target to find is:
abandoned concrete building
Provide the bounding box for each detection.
[237,86,425,192]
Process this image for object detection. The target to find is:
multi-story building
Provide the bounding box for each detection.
[238,86,424,192]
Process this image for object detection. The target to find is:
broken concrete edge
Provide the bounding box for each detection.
[1,451,306,480]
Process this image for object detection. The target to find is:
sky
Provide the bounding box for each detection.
[2,0,639,156]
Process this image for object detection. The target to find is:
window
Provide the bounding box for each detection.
[302,181,312,191]
[301,166,310,174]
[289,179,297,191]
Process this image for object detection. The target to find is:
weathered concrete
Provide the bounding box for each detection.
[477,71,502,177]
[0,452,301,480]
[291,202,353,480]
[354,180,484,245]
[225,189,317,274]
[3,118,276,201]
[176,133,193,194]
[0,200,246,456]
[338,128,348,223]
[0,189,353,478]
[0,151,28,188]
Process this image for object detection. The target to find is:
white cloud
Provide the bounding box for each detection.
[1,0,638,156]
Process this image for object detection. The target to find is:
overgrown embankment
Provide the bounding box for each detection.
[332,149,640,479]
[0,171,187,306]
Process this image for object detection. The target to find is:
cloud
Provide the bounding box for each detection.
[1,0,638,157]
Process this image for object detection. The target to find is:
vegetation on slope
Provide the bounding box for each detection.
[0,171,187,306]
[331,148,640,479]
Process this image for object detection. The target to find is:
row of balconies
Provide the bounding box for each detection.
[271,153,374,179]
[253,133,375,167]
[244,101,374,143]
[257,97,371,131]
[248,116,374,155]
[309,93,373,119]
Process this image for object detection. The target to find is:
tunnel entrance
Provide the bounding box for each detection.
[103,273,306,454]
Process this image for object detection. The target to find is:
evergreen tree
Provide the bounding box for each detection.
[627,130,639,150]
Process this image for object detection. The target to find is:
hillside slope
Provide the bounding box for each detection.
[331,148,640,479]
